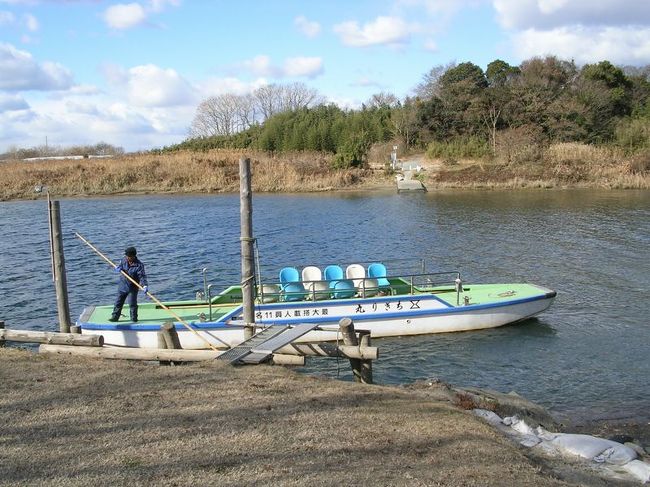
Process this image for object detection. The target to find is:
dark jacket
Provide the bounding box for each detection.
[116,256,147,293]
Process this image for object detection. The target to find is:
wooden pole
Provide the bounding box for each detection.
[275,343,378,360]
[0,321,5,348]
[156,327,171,366]
[339,317,364,383]
[359,331,373,384]
[50,200,72,333]
[239,157,255,340]
[160,322,182,350]
[0,328,103,346]
[38,344,302,365]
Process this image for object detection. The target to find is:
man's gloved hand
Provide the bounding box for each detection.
[113,265,121,273]
[142,286,149,294]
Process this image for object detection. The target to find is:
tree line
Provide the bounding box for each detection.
[172,55,650,168]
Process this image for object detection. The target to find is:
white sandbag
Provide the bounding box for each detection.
[473,409,503,426]
[593,445,638,465]
[519,434,541,447]
[550,433,637,463]
[505,416,536,436]
[536,426,558,441]
[622,460,650,483]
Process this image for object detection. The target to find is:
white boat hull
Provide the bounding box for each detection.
[83,292,554,350]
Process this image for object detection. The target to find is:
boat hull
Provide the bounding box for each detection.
[78,286,555,349]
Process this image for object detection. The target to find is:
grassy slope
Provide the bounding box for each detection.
[0,348,606,486]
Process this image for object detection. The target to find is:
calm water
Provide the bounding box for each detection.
[1,190,648,423]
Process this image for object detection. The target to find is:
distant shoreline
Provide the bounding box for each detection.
[1,147,648,202]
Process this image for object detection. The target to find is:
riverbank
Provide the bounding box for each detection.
[1,347,646,486]
[1,146,648,201]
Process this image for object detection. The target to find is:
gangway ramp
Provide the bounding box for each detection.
[217,323,320,364]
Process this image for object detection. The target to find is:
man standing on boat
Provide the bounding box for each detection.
[109,246,148,322]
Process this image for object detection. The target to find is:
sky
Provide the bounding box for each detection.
[1,0,650,153]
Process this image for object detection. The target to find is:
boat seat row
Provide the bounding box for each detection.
[257,263,391,302]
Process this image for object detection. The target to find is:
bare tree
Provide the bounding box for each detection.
[280,82,324,111]
[190,94,249,137]
[365,91,399,109]
[414,62,456,100]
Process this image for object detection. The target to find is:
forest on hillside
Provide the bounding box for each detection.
[169,56,650,169]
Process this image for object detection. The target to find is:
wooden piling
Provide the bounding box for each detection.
[49,200,72,333]
[358,331,373,384]
[0,328,103,346]
[0,321,5,348]
[338,317,373,384]
[239,157,255,340]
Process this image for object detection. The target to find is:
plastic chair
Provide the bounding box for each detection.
[324,265,356,299]
[368,262,391,288]
[346,264,378,297]
[279,266,306,301]
[301,266,329,300]
[257,283,280,303]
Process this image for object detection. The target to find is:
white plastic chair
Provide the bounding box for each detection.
[345,264,378,297]
[301,266,329,300]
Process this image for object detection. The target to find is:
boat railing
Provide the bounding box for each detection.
[254,270,463,304]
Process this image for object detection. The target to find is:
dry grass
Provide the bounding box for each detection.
[0,348,576,487]
[2,144,648,201]
[0,150,388,201]
[426,143,650,190]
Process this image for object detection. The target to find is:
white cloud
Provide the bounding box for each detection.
[241,55,278,77]
[123,64,195,107]
[283,57,323,78]
[0,43,73,91]
[24,12,37,31]
[239,55,323,79]
[0,93,28,112]
[334,16,413,47]
[104,3,147,30]
[103,0,181,30]
[493,0,650,30]
[198,77,267,97]
[513,26,650,65]
[294,15,321,37]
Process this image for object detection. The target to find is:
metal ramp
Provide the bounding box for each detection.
[217,323,320,365]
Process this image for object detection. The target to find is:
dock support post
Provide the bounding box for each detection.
[0,321,5,347]
[358,331,373,384]
[239,157,255,340]
[49,199,72,333]
[157,322,181,365]
[339,318,372,384]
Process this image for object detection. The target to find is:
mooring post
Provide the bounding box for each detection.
[239,157,255,340]
[358,331,373,384]
[339,317,369,383]
[0,320,5,347]
[49,200,72,333]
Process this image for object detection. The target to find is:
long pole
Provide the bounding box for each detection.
[50,200,71,332]
[74,232,221,352]
[240,157,255,340]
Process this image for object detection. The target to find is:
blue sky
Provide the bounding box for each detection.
[1,0,649,152]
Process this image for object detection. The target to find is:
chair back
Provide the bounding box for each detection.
[279,266,300,285]
[301,266,322,282]
[345,264,366,280]
[324,265,344,281]
[368,262,390,287]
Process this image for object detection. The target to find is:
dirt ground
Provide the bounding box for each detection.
[0,347,642,486]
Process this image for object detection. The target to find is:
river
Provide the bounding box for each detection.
[0,189,648,423]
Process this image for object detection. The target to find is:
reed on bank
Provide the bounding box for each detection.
[1,144,648,201]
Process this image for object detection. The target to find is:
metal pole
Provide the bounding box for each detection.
[239,157,255,339]
[50,201,72,333]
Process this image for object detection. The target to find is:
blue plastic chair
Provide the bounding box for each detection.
[279,267,306,301]
[324,265,356,299]
[368,262,391,288]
